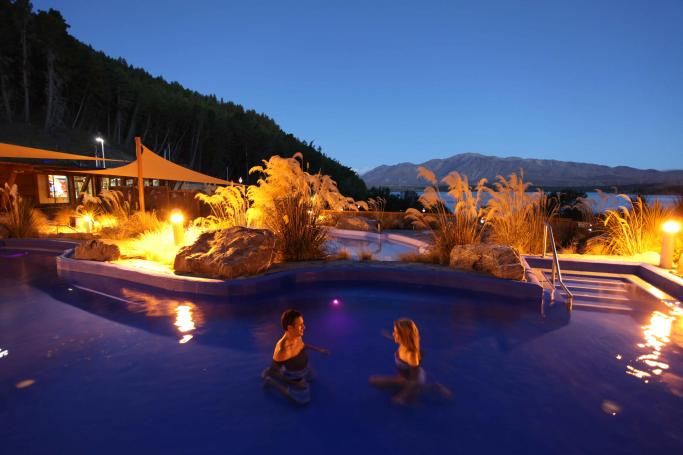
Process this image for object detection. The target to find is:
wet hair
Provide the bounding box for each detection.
[394,319,421,360]
[281,309,302,331]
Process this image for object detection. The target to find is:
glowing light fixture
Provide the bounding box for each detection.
[81,214,94,233]
[332,299,340,305]
[170,210,185,245]
[660,220,680,269]
[95,137,106,168]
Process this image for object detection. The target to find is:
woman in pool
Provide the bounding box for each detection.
[370,318,452,405]
[262,309,329,404]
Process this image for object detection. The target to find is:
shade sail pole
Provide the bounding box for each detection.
[135,137,145,212]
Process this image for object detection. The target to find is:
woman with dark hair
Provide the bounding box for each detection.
[370,318,451,405]
[262,309,329,404]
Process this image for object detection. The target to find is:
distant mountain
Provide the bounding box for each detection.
[361,153,683,190]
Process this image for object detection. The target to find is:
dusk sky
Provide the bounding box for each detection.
[34,0,683,173]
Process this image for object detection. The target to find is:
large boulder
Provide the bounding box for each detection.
[74,240,121,261]
[449,244,525,280]
[335,216,375,232]
[174,226,275,278]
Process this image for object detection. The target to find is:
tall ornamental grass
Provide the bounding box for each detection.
[0,183,46,238]
[484,172,557,254]
[194,183,250,230]
[405,167,487,264]
[248,153,363,261]
[596,196,671,256]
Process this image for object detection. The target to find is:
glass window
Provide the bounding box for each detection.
[38,174,70,204]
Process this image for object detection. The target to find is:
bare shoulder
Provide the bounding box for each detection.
[272,337,289,361]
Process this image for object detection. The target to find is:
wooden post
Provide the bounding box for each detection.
[135,136,145,212]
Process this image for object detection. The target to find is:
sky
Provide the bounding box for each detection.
[33,0,683,173]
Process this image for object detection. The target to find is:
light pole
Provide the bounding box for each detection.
[95,137,106,168]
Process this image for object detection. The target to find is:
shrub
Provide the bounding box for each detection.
[405,167,487,264]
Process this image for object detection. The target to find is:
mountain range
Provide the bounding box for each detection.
[361,153,683,190]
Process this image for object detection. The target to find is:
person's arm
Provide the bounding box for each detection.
[305,343,330,355]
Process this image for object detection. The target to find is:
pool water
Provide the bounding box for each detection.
[326,236,418,260]
[1,251,682,454]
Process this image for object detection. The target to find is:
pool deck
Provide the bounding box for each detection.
[2,238,542,302]
[3,238,680,303]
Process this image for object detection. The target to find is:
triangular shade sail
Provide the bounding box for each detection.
[75,145,231,185]
[0,142,124,162]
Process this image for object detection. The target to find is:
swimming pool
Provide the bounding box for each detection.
[1,250,682,454]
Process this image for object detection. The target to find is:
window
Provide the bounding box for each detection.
[38,174,70,204]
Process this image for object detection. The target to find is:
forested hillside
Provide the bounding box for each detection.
[0,1,366,198]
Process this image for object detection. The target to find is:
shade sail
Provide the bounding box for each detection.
[75,145,231,185]
[0,142,124,162]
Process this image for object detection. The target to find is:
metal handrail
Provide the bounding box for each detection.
[542,221,573,310]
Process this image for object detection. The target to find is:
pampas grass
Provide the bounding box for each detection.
[194,183,250,230]
[248,153,363,261]
[0,183,47,238]
[596,196,671,256]
[484,172,557,254]
[405,167,487,263]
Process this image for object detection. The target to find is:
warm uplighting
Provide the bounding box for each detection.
[80,214,94,233]
[660,220,680,269]
[170,211,184,225]
[662,220,681,234]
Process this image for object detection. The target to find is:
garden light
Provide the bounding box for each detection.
[660,220,680,269]
[81,214,94,233]
[170,210,185,245]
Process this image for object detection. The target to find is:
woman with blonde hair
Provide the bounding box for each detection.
[370,318,451,404]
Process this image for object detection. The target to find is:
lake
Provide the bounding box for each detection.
[397,191,680,213]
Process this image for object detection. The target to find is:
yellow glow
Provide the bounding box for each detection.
[170,210,184,225]
[82,214,93,223]
[175,305,195,333]
[662,220,681,234]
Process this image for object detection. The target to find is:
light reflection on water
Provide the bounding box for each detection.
[624,302,683,394]
[121,288,202,344]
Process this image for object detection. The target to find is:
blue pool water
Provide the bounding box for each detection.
[1,251,682,454]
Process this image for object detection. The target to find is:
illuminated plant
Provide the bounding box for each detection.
[405,167,487,264]
[248,153,363,261]
[595,196,671,256]
[0,183,46,238]
[484,172,557,254]
[194,183,250,230]
[119,223,201,266]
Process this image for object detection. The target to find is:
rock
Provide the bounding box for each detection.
[74,239,121,261]
[335,216,375,231]
[174,226,275,278]
[0,223,9,239]
[449,244,525,280]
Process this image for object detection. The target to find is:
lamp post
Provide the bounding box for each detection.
[660,220,680,269]
[95,137,106,168]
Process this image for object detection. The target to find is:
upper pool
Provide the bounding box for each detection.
[1,251,682,454]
